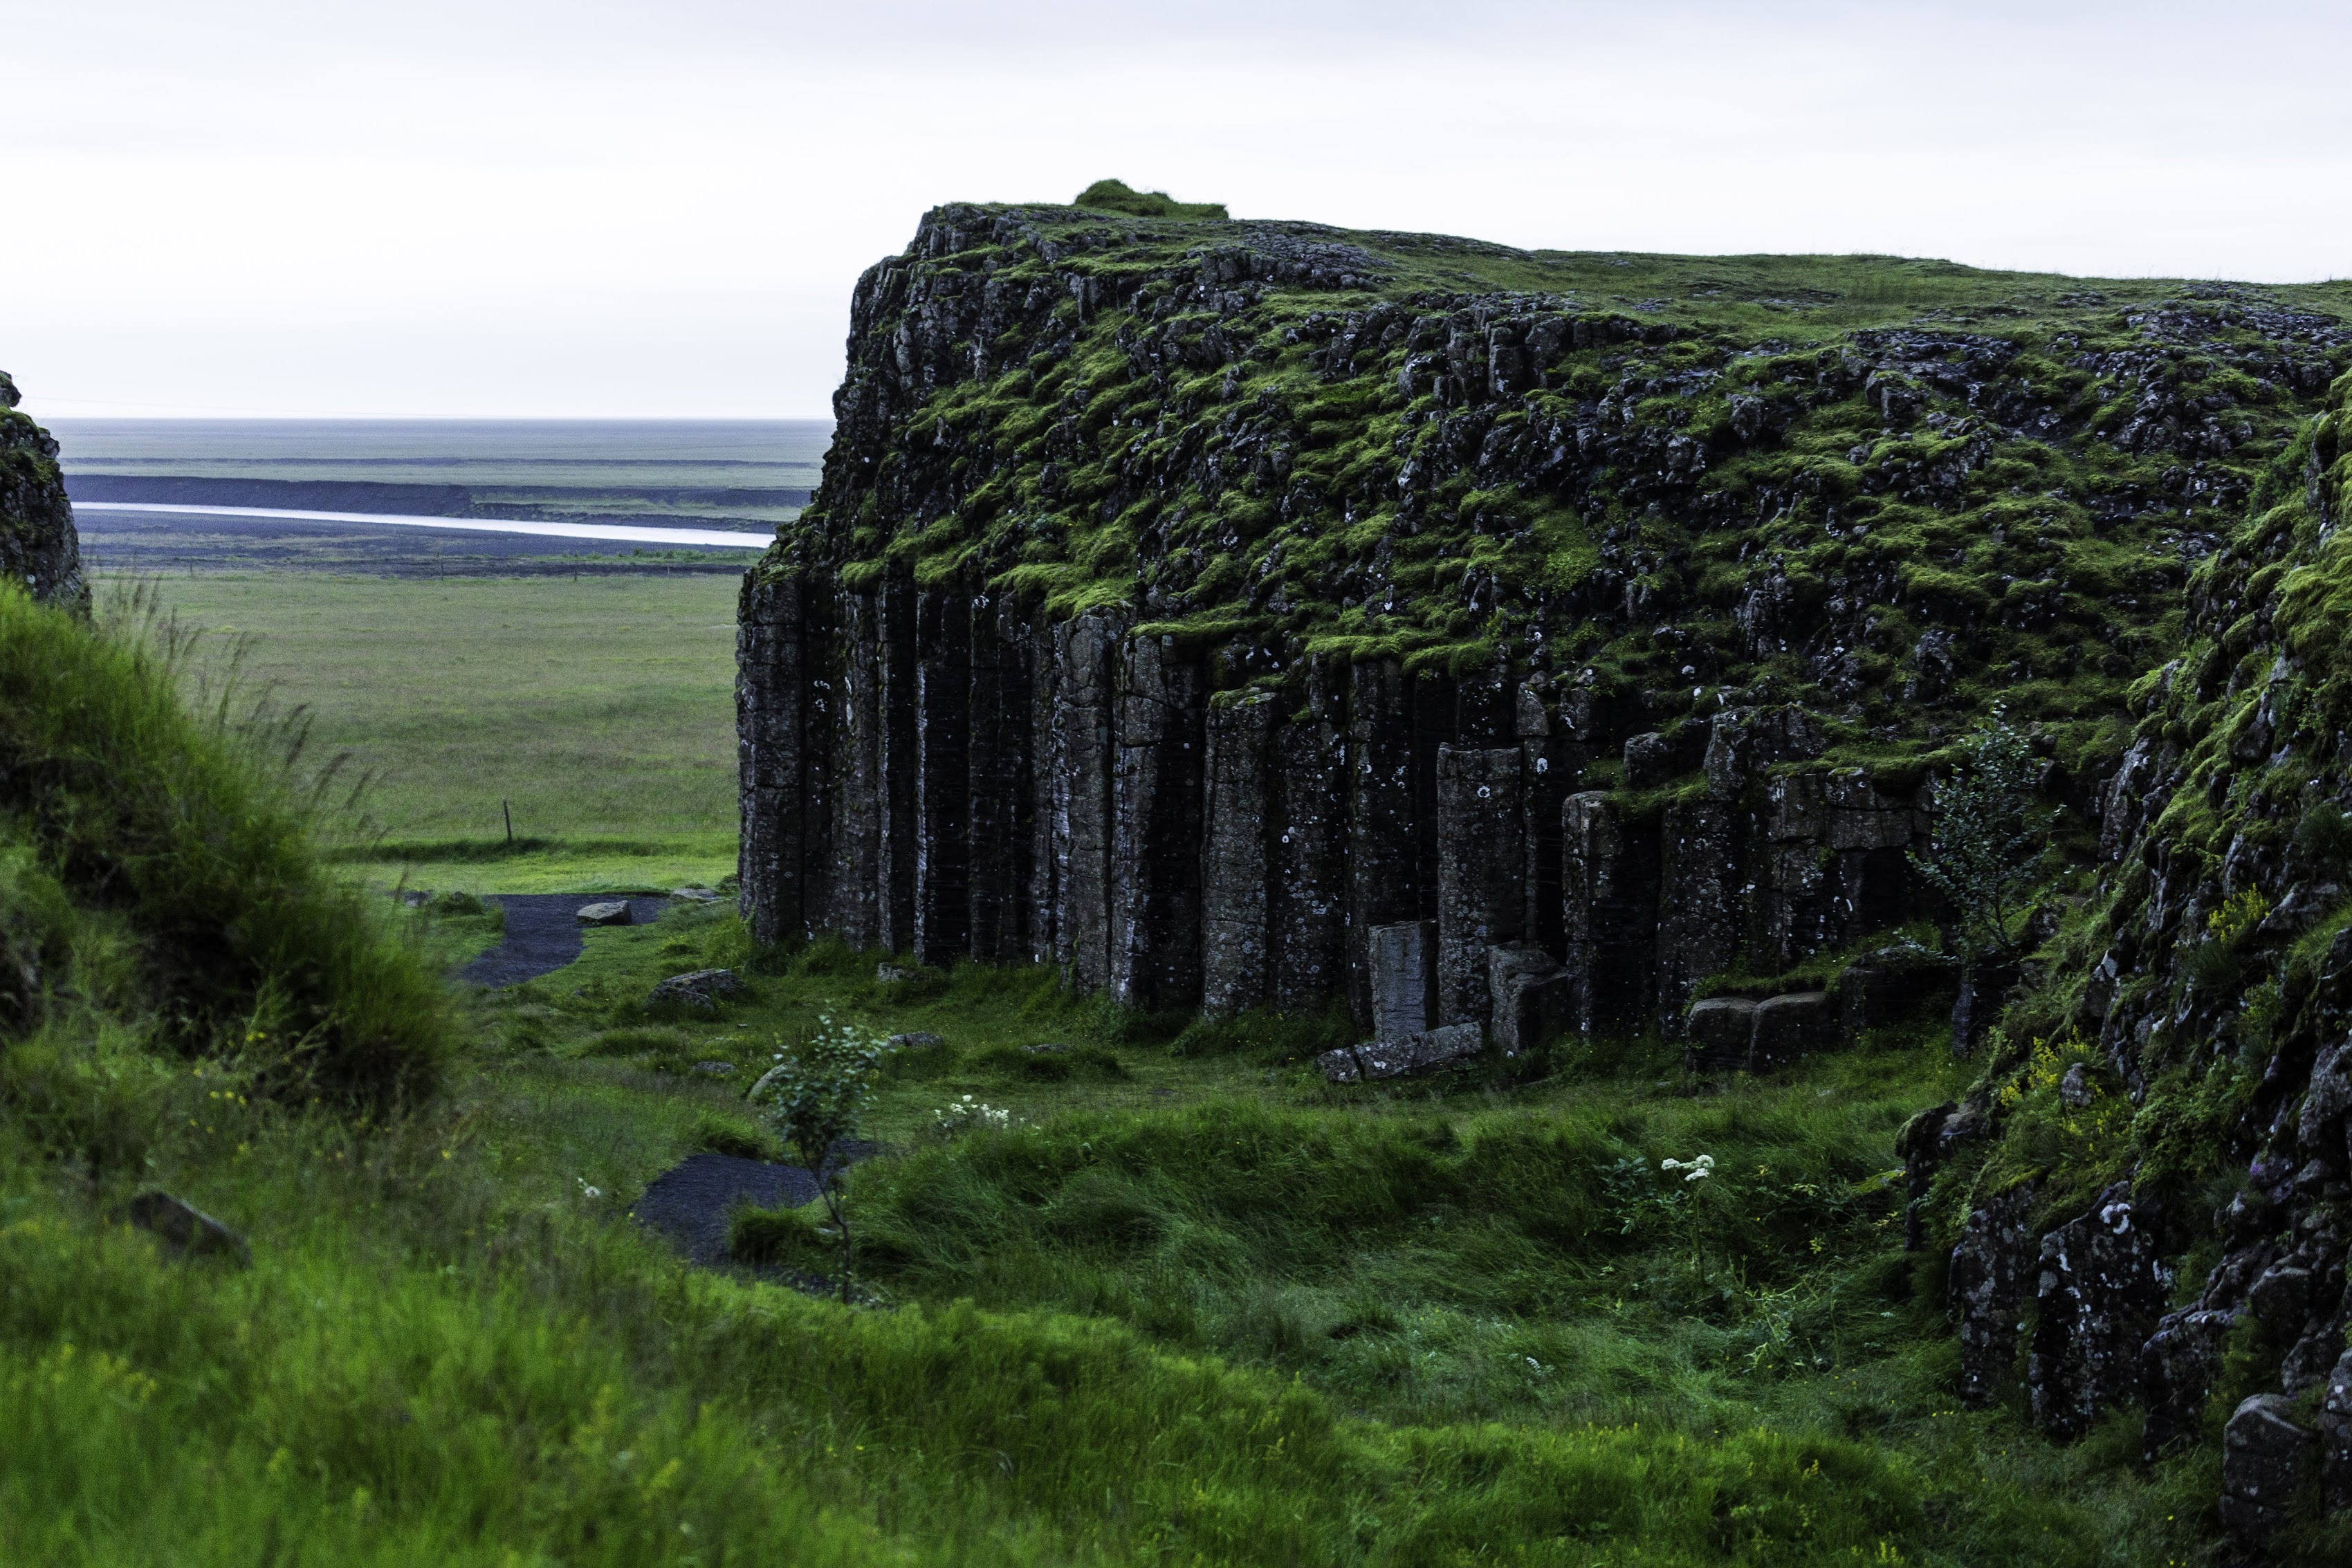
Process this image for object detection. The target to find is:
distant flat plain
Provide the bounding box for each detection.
[127,571,744,893]
[66,419,814,892]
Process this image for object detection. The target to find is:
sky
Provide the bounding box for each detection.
[4,0,2348,420]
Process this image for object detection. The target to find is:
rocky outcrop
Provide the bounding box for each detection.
[1922,371,2352,1547]
[0,371,86,610]
[741,206,2351,1057]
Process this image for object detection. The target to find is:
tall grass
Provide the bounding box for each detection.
[0,580,445,1103]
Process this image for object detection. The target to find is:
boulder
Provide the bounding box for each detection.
[1684,996,1757,1073]
[2322,1346,2352,1515]
[647,968,744,1013]
[1487,943,1570,1057]
[1950,957,2019,1055]
[1749,991,1832,1068]
[885,1031,945,1051]
[2030,1183,2168,1440]
[127,1191,250,1267]
[1950,1181,2036,1404]
[1368,921,1435,1041]
[1624,728,1703,789]
[576,901,634,926]
[2140,1308,2236,1457]
[1319,1022,1484,1083]
[1834,947,1958,1042]
[2220,1392,2312,1545]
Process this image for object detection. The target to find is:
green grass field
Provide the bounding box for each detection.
[5,578,2316,1567]
[118,572,742,892]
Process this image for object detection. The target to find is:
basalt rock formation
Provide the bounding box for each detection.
[0,371,86,609]
[1920,373,2352,1547]
[739,196,2350,1043]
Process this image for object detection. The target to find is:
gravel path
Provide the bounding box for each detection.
[633,1144,878,1270]
[458,893,672,988]
[634,1153,824,1266]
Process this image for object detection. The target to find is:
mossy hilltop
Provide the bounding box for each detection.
[769,194,2351,771]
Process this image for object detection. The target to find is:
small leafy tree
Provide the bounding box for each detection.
[1913,710,2048,1047]
[747,1015,881,1302]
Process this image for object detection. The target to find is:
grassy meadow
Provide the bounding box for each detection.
[0,575,2297,1566]
[118,571,743,892]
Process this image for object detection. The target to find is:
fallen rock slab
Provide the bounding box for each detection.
[576,900,634,926]
[2221,1392,2311,1545]
[1319,1022,1484,1083]
[1750,990,1832,1068]
[1684,996,1758,1072]
[127,1191,250,1267]
[646,968,744,1013]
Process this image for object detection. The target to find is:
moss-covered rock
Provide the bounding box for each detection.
[0,371,86,611]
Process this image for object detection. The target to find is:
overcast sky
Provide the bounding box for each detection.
[5,0,2347,419]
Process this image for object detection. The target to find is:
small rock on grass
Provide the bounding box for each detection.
[577,901,634,926]
[886,1032,944,1050]
[672,886,722,902]
[647,968,745,1013]
[127,1191,250,1267]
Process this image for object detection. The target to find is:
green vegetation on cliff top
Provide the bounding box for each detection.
[773,194,2352,807]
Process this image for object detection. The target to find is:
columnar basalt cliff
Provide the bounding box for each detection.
[0,371,86,609]
[742,195,2352,1531]
[741,199,2349,1038]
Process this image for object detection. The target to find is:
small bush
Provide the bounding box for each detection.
[576,1025,690,1060]
[879,1035,958,1082]
[1072,178,1229,221]
[728,1200,835,1269]
[691,1112,778,1163]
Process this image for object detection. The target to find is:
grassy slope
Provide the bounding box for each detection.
[124,573,742,892]
[0,578,2243,1567]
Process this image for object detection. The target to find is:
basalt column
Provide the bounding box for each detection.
[1271,667,1348,1011]
[1562,791,1660,1037]
[1201,689,1276,1017]
[827,590,883,949]
[966,593,1034,964]
[1026,613,1064,967]
[1435,746,1525,1026]
[875,576,920,955]
[1110,634,1206,1009]
[912,590,971,969]
[1052,614,1117,992]
[737,569,820,945]
[1657,798,1741,1031]
[1347,658,1420,1022]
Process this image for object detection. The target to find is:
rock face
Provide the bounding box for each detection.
[1923,367,2352,1535]
[0,371,86,610]
[739,207,2352,1045]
